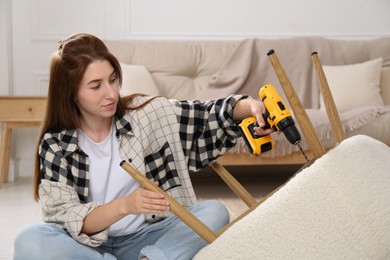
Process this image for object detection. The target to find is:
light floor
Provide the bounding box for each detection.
[0,165,297,259]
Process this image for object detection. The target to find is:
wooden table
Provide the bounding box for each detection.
[0,96,46,188]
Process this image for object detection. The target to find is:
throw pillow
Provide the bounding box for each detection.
[120,63,160,96]
[320,58,384,112]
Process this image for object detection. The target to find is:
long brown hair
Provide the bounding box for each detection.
[33,33,155,201]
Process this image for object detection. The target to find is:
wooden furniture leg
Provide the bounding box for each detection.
[0,121,42,188]
[120,160,219,243]
[211,162,256,207]
[0,122,12,187]
[312,52,346,143]
[267,49,326,160]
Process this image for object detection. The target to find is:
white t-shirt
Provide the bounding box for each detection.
[77,123,147,236]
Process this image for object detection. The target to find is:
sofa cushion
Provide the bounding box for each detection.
[320,58,384,112]
[120,63,160,96]
[105,40,239,101]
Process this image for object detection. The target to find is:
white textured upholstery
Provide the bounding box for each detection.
[194,135,390,259]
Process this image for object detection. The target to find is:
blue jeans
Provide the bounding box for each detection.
[14,200,229,260]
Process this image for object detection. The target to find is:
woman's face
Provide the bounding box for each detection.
[76,59,120,124]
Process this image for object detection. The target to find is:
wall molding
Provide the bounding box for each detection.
[124,32,390,41]
[30,0,106,42]
[33,71,49,95]
[4,0,13,95]
[31,0,65,42]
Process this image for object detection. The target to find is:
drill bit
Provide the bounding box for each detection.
[296,142,309,162]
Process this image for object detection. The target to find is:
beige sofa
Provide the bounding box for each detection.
[104,37,390,166]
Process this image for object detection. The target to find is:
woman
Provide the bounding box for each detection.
[14,33,272,260]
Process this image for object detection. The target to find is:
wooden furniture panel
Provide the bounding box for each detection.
[0,97,46,121]
[0,96,46,188]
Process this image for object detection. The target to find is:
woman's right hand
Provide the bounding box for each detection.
[122,182,170,215]
[82,182,170,235]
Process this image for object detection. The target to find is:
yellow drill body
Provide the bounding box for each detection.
[239,84,302,156]
[260,84,292,132]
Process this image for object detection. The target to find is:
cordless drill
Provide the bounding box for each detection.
[239,84,306,158]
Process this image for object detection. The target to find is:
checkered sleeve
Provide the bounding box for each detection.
[38,134,108,246]
[39,180,108,246]
[174,94,248,170]
[40,131,90,197]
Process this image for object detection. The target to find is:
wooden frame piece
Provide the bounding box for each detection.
[267,49,326,159]
[311,52,346,143]
[120,160,219,243]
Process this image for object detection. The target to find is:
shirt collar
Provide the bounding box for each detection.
[58,129,80,157]
[114,114,133,138]
[58,115,133,156]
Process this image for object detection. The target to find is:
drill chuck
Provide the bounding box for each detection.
[282,124,301,145]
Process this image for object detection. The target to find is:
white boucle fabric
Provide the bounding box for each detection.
[194,135,390,259]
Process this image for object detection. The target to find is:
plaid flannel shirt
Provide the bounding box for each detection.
[38,94,246,246]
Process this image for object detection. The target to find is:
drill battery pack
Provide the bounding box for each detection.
[238,117,274,155]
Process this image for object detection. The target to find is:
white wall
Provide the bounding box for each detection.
[2,0,390,179]
[0,0,12,96]
[129,0,390,39]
